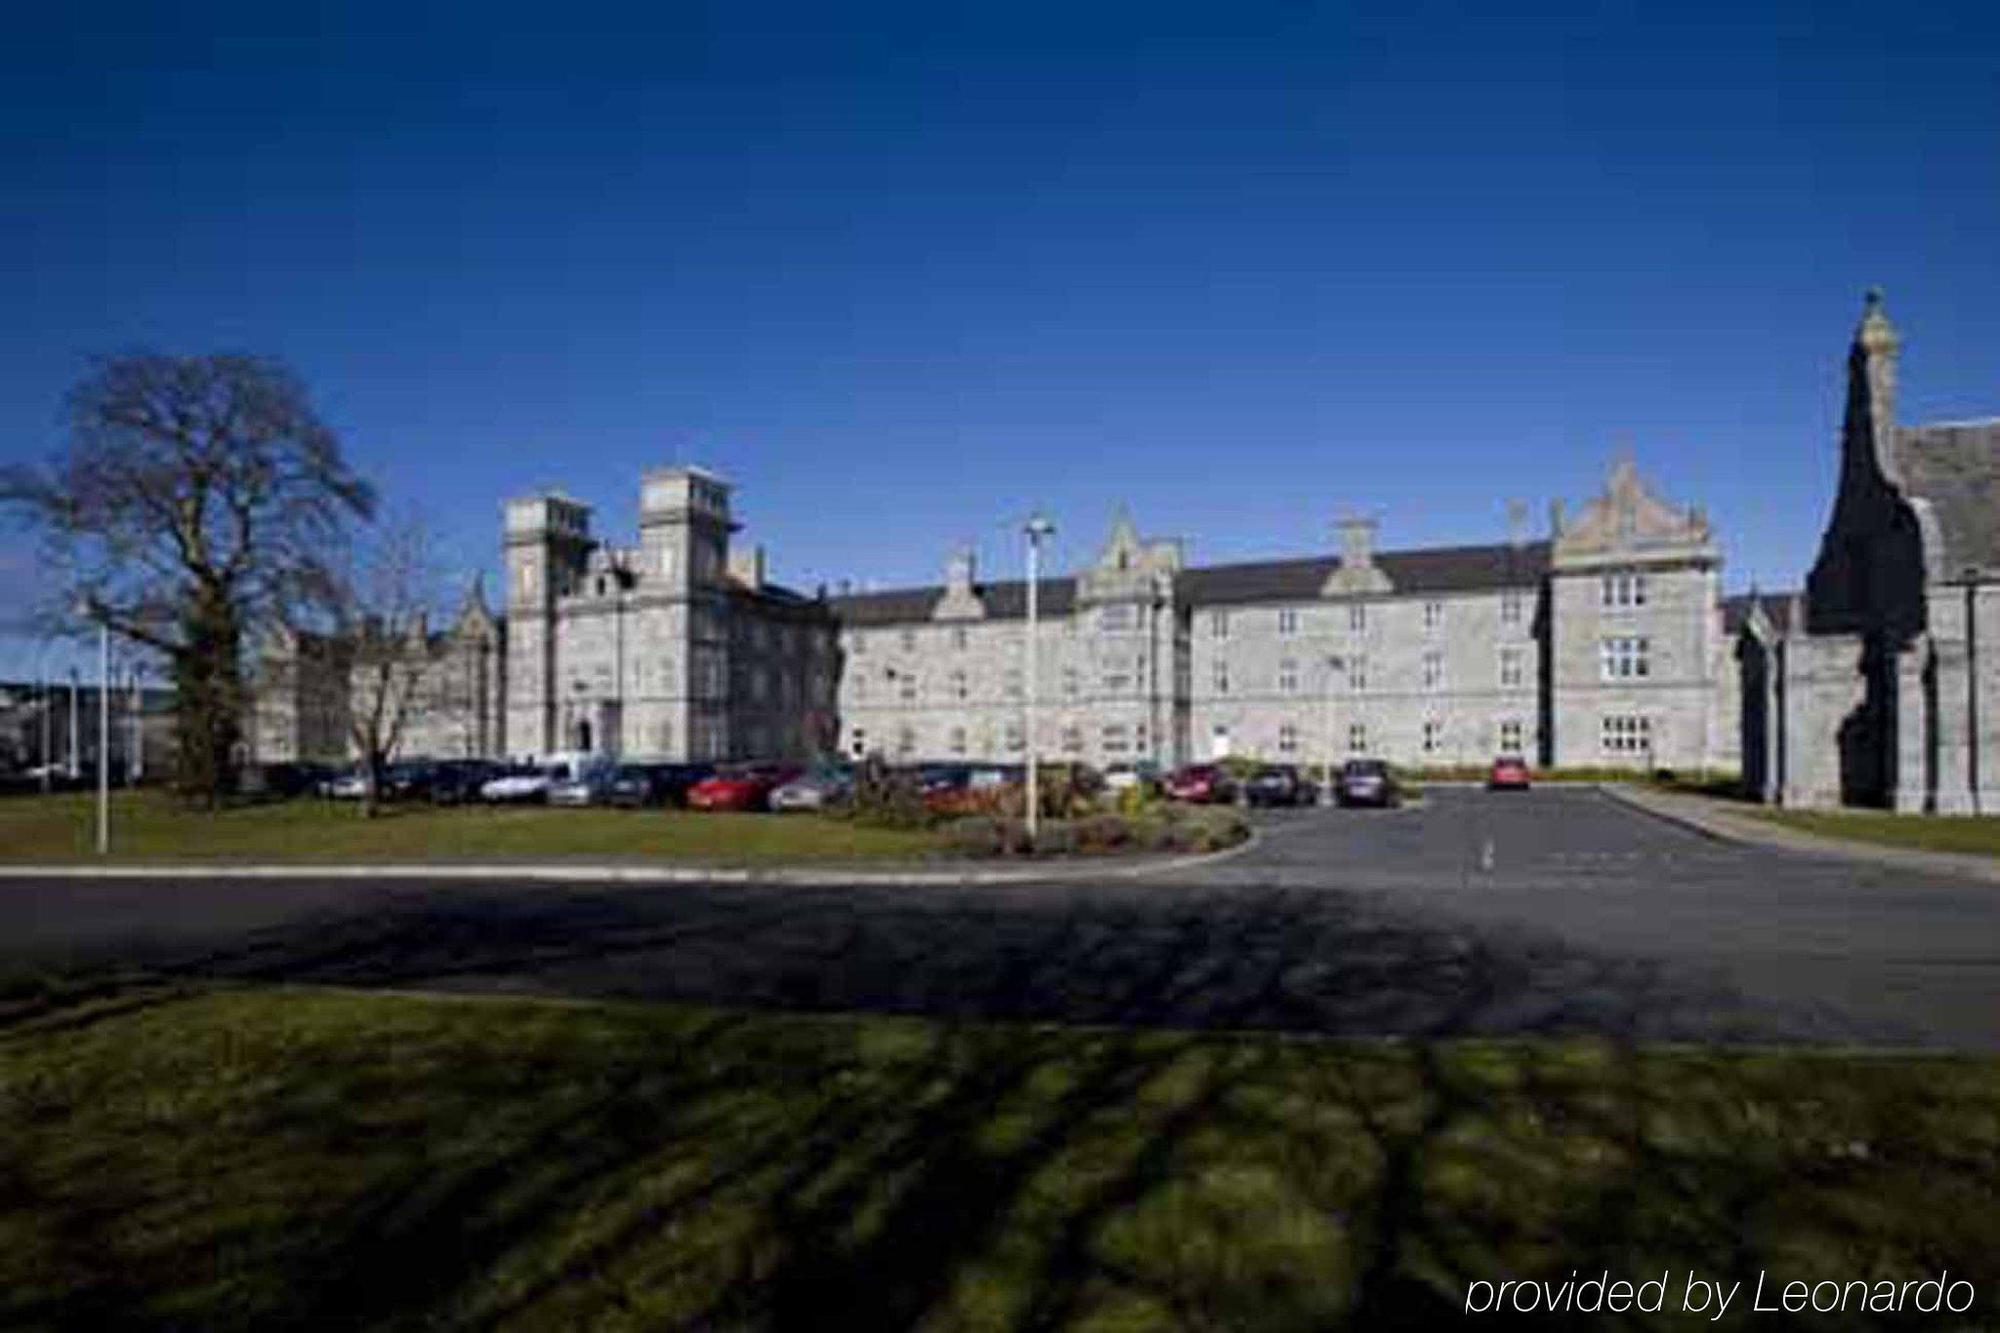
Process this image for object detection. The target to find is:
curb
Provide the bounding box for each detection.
[1598,784,2000,883]
[0,827,1262,888]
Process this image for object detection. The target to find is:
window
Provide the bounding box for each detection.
[1102,723,1130,754]
[850,727,867,756]
[1499,648,1524,689]
[850,632,865,655]
[1278,723,1299,754]
[1422,650,1443,691]
[1349,603,1367,632]
[951,670,968,701]
[1004,722,1024,752]
[1278,658,1299,693]
[896,726,916,757]
[1499,718,1525,753]
[1424,600,1443,630]
[1348,722,1368,753]
[1602,571,1649,609]
[900,628,917,651]
[853,674,867,701]
[1004,667,1023,699]
[1213,658,1230,695]
[952,626,968,651]
[1348,655,1368,693]
[1277,608,1298,636]
[1210,610,1230,638]
[1063,667,1079,699]
[899,672,918,702]
[1099,605,1134,632]
[948,727,967,755]
[1422,719,1443,754]
[1501,591,1522,626]
[1600,636,1651,680]
[1061,726,1082,753]
[1102,661,1131,693]
[1602,714,1651,754]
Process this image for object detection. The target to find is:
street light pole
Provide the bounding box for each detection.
[1023,514,1055,840]
[1322,654,1342,803]
[68,668,80,781]
[97,618,110,854]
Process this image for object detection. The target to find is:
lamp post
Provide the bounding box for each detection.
[1965,567,1982,816]
[1023,514,1055,840]
[67,668,80,782]
[72,598,110,855]
[1321,654,1344,803]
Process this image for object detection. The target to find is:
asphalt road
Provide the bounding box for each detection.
[2,787,1994,1049]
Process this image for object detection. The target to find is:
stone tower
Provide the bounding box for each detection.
[638,467,738,759]
[503,492,592,757]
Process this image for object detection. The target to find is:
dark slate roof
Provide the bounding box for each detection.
[828,541,1548,626]
[830,578,1077,626]
[1180,541,1550,606]
[1721,591,1799,636]
[1893,420,2000,576]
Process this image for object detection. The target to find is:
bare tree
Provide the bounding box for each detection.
[333,515,447,817]
[0,355,376,800]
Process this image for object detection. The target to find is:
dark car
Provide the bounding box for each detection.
[606,762,714,808]
[250,761,337,800]
[429,759,500,805]
[1245,763,1313,807]
[382,760,443,802]
[1335,758,1398,808]
[1487,755,1532,791]
[1163,764,1238,804]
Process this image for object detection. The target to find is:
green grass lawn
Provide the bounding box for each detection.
[0,792,938,864]
[1752,807,2000,858]
[0,984,1994,1329]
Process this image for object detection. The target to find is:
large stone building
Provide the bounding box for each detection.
[833,457,1731,773]
[253,454,1745,774]
[1737,293,2000,811]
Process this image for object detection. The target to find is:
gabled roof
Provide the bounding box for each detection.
[828,540,1549,626]
[1893,421,2000,576]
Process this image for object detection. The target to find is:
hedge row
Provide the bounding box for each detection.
[940,807,1249,858]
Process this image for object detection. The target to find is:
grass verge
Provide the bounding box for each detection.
[1751,807,2000,859]
[0,792,938,864]
[0,985,1994,1329]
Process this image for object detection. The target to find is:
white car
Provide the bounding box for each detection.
[326,770,369,800]
[481,753,591,804]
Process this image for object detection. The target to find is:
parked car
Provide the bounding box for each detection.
[1334,757,1398,808]
[549,757,619,806]
[770,764,855,812]
[687,763,799,812]
[429,759,501,805]
[605,762,714,808]
[383,760,442,802]
[480,755,587,804]
[1487,755,1532,791]
[1163,764,1238,804]
[325,767,369,800]
[1103,761,1163,796]
[1245,763,1313,807]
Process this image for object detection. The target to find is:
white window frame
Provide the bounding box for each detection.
[1499,648,1524,689]
[1421,719,1442,754]
[1599,636,1651,681]
[1211,610,1230,639]
[1499,718,1525,754]
[1278,723,1298,754]
[1422,650,1443,691]
[1601,570,1649,610]
[1277,608,1298,636]
[1347,722,1368,753]
[1349,603,1367,633]
[1423,600,1443,631]
[1278,658,1298,693]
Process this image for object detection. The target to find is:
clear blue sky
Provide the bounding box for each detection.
[4,0,1998,675]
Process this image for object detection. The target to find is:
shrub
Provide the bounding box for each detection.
[940,815,1006,856]
[844,758,932,829]
[1031,821,1078,856]
[1074,813,1133,853]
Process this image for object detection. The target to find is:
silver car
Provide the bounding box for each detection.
[548,759,618,807]
[769,767,853,812]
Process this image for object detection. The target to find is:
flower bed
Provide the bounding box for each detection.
[939,805,1249,858]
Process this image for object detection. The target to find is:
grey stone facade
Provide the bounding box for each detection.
[253,453,1749,776]
[834,459,1731,773]
[1737,293,2000,812]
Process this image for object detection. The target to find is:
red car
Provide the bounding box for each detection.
[1163,764,1238,804]
[1487,755,1532,791]
[687,763,799,812]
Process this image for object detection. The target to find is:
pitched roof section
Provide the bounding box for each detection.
[1893,421,2000,576]
[1185,541,1550,606]
[1721,591,1799,637]
[829,541,1549,626]
[832,577,1077,626]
